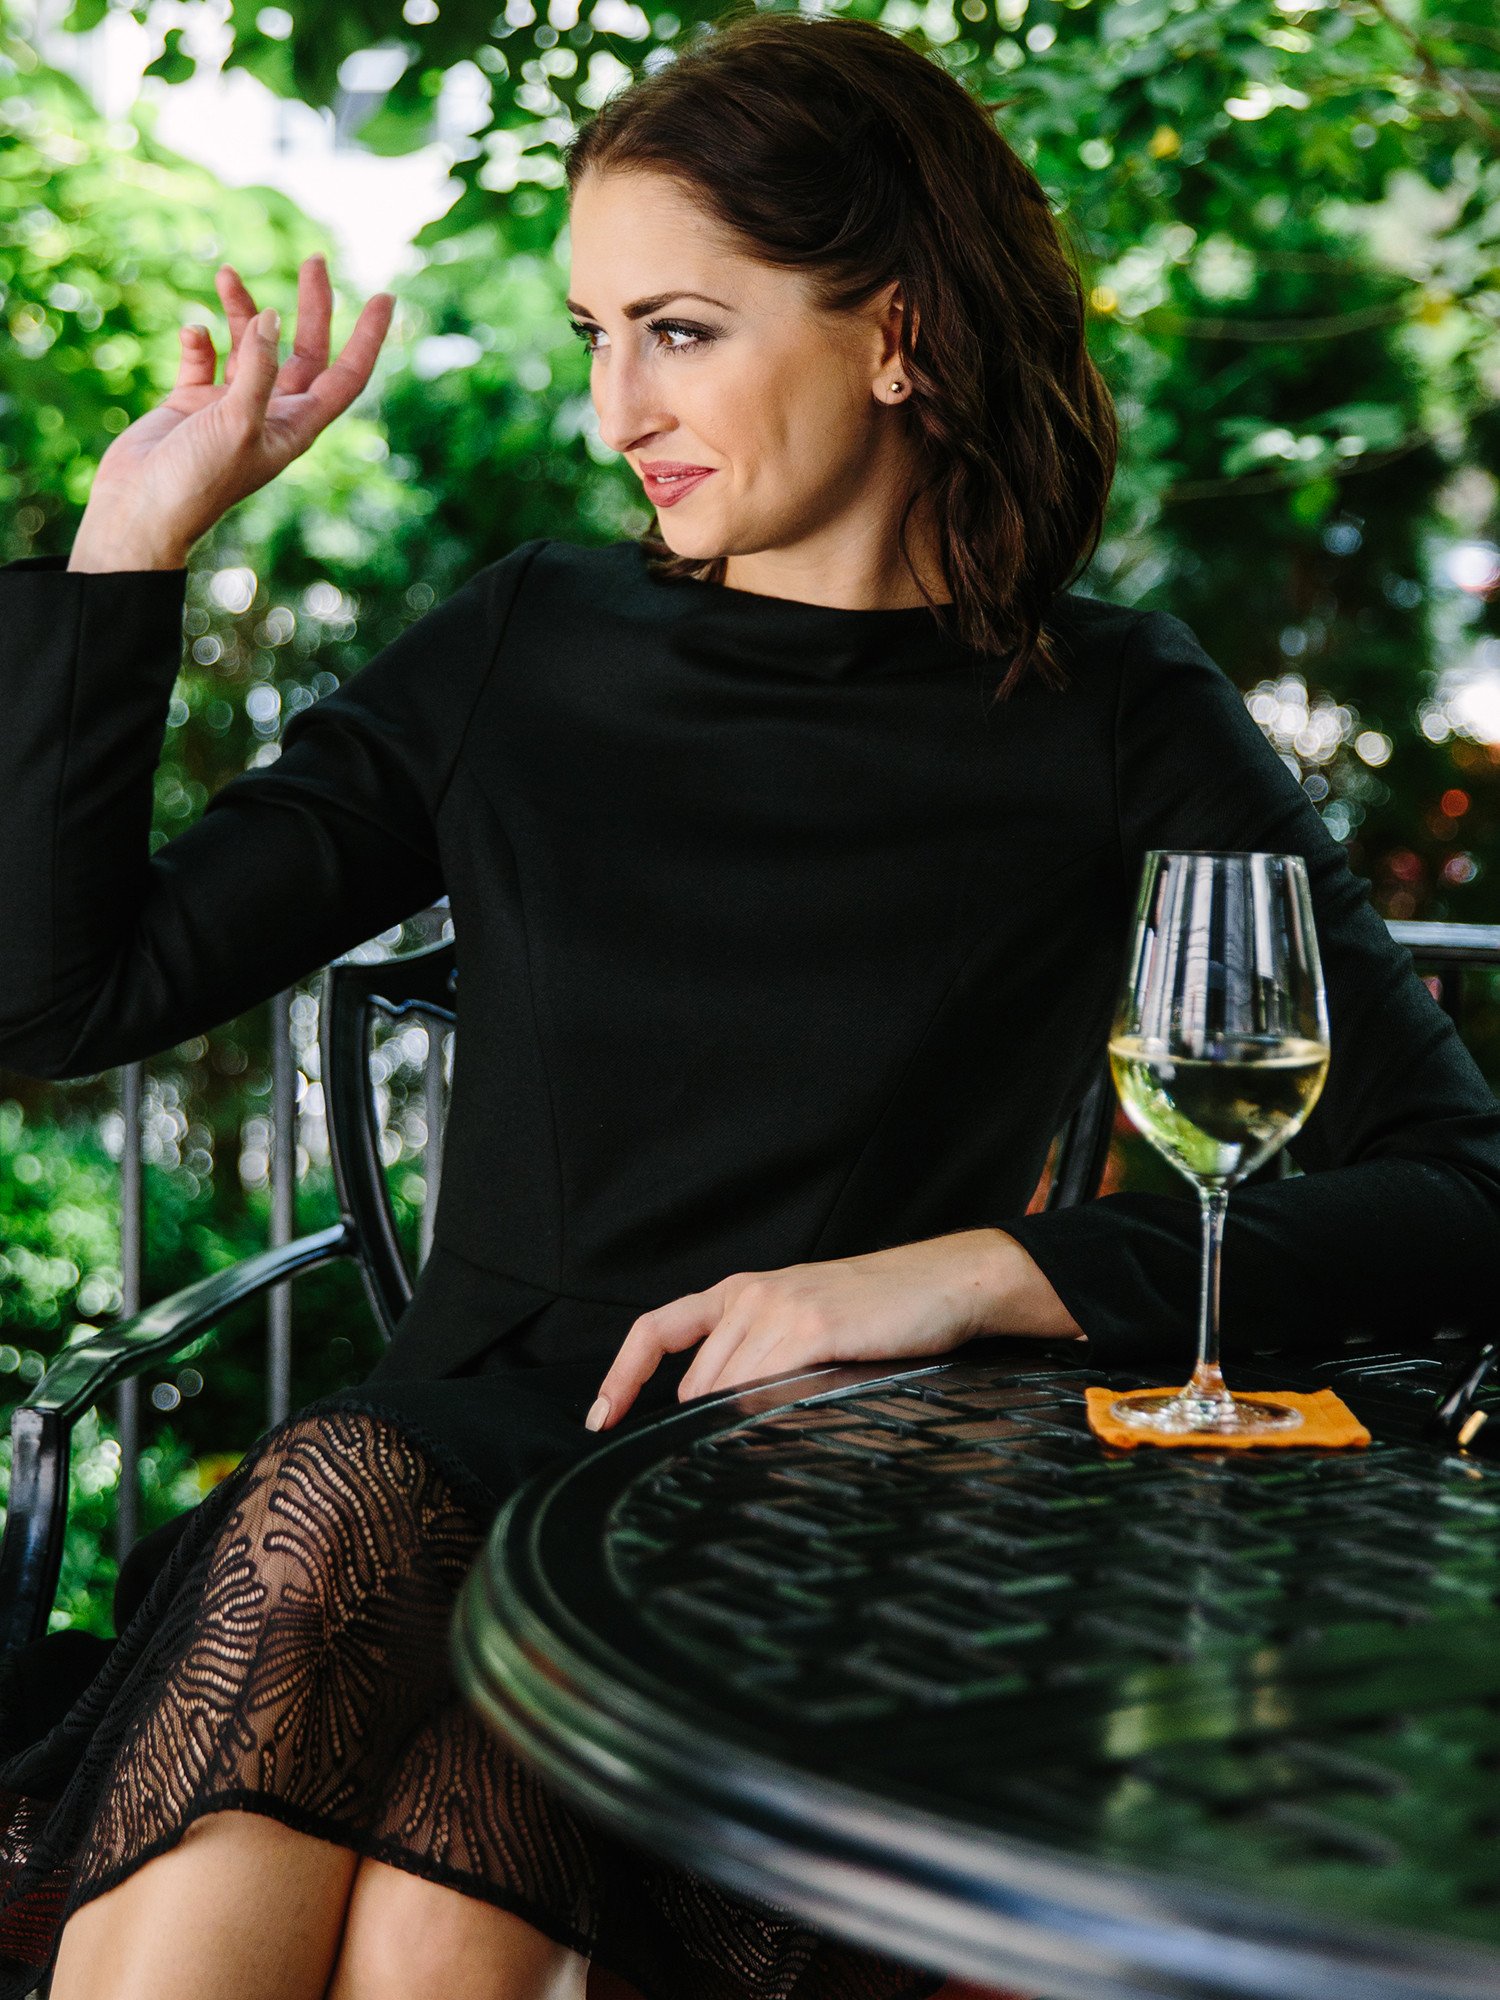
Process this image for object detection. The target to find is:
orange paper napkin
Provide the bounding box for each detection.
[1085,1384,1371,1451]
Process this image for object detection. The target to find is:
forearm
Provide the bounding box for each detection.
[936,1226,1087,1341]
[1002,1145,1500,1372]
[0,556,191,1074]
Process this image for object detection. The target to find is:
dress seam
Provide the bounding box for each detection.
[1113,607,1154,893]
[265,1391,531,1520]
[432,536,550,823]
[466,786,570,1294]
[805,840,1115,1258]
[430,1236,649,1312]
[806,929,1000,1258]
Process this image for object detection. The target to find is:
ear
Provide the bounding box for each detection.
[871,280,916,385]
[902,287,920,355]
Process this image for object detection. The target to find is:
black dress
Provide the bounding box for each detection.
[0,535,1496,1999]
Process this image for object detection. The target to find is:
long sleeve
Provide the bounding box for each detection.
[1001,606,1500,1372]
[0,540,547,1081]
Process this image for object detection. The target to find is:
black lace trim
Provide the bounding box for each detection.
[0,1401,946,2000]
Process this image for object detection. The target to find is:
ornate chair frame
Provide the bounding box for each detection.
[0,941,456,1652]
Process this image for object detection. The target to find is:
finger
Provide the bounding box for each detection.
[587,1289,724,1430]
[278,253,333,396]
[174,323,218,391]
[698,1327,813,1398]
[215,263,259,384]
[290,292,396,433]
[225,307,281,432]
[677,1309,755,1402]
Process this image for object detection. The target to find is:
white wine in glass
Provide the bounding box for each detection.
[1106,850,1331,1436]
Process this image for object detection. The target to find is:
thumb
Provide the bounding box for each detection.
[226,307,280,429]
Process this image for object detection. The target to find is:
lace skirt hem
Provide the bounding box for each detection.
[65,1789,600,1969]
[0,1385,953,2000]
[48,1788,946,2000]
[63,1790,950,2000]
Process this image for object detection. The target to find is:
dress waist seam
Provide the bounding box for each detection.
[428,1236,650,1312]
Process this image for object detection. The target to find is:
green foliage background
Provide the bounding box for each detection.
[1,0,1499,1632]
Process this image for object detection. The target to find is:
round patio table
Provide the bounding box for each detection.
[451,1337,1500,2000]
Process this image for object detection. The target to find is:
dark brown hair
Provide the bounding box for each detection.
[562,7,1118,700]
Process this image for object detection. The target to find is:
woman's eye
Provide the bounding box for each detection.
[648,318,710,354]
[566,318,713,357]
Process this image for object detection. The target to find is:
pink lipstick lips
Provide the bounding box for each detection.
[642,464,717,507]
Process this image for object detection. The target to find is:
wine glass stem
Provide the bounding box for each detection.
[1191,1184,1231,1403]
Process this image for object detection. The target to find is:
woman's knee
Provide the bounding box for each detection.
[215,1408,482,1639]
[109,1412,487,1832]
[51,1808,361,2000]
[326,1852,588,2000]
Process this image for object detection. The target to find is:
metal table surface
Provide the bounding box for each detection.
[451,1337,1500,2000]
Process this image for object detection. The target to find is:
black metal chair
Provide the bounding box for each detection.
[2,917,1497,1653]
[0,938,457,1653]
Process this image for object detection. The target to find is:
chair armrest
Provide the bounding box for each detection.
[22,1220,357,1427]
[0,1220,357,1653]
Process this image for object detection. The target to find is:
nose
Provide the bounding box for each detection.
[593,347,672,458]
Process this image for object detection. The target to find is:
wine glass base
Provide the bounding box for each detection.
[1109,1387,1303,1437]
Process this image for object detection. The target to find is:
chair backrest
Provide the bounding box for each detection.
[1045,917,1500,1211]
[321,937,455,1342]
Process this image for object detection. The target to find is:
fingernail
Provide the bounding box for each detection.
[584,1395,610,1432]
[260,307,280,342]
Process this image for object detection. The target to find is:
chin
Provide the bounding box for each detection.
[653,520,725,561]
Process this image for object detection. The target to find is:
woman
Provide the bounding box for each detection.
[1,9,1498,1998]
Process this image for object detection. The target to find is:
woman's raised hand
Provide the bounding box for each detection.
[69,255,395,572]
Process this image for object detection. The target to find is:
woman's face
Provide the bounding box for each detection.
[566,168,927,600]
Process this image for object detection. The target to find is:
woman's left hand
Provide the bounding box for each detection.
[584,1228,1059,1431]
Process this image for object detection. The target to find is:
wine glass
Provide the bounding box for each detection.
[1106,850,1331,1436]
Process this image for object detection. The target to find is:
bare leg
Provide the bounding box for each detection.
[324,1853,588,2000]
[42,1818,1002,2000]
[49,1807,358,2000]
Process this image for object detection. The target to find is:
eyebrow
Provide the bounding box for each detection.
[563,291,735,321]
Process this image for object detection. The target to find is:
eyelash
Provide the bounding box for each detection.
[567,317,713,357]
